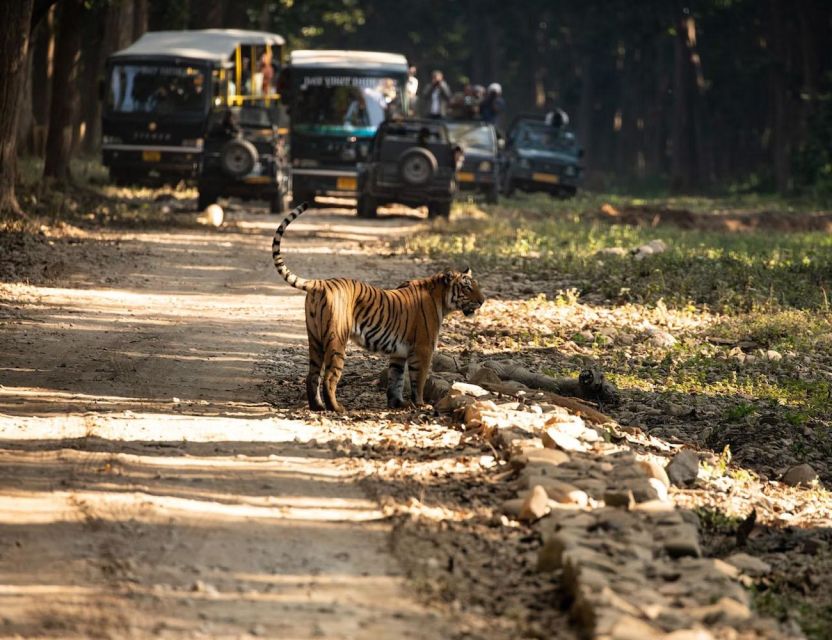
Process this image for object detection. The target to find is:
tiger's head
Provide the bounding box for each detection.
[442,267,485,317]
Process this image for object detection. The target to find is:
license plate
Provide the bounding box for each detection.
[457,171,475,182]
[532,172,559,184]
[142,150,161,162]
[336,176,357,190]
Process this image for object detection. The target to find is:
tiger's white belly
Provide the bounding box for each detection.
[350,324,408,357]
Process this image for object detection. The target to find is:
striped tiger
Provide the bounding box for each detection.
[272,203,485,413]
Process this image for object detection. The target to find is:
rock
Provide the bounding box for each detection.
[638,460,670,487]
[435,392,476,414]
[537,532,576,571]
[500,498,525,518]
[647,327,677,347]
[191,580,219,596]
[781,463,818,487]
[541,429,587,453]
[519,485,549,522]
[689,597,752,625]
[463,399,498,427]
[451,381,490,398]
[647,477,669,502]
[604,489,635,509]
[598,247,628,257]
[712,558,740,579]
[625,478,662,503]
[665,449,699,487]
[540,479,589,507]
[663,535,701,559]
[512,447,571,470]
[766,349,783,362]
[725,553,772,577]
[667,402,692,417]
[467,366,502,386]
[610,615,663,639]
[663,631,714,640]
[202,204,224,227]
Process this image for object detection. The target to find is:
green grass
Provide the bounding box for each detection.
[413,194,832,312]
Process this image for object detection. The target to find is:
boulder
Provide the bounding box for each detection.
[781,463,818,487]
[665,449,699,487]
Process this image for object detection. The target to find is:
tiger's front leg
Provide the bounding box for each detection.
[386,356,409,409]
[407,347,433,407]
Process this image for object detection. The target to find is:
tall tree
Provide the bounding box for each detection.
[0,0,35,216]
[43,0,84,181]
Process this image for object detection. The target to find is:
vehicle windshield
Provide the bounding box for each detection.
[445,123,494,152]
[292,74,403,135]
[514,123,565,151]
[108,64,208,115]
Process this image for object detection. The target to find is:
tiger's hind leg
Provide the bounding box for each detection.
[386,356,409,409]
[407,346,433,406]
[306,336,326,411]
[322,334,348,413]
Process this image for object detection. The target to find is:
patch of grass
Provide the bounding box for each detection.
[414,194,832,312]
[753,582,832,640]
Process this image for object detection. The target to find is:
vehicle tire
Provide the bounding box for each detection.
[398,147,438,186]
[356,194,378,219]
[427,201,451,219]
[197,189,218,211]
[220,138,258,178]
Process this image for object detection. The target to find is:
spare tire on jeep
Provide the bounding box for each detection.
[221,138,258,178]
[398,147,438,186]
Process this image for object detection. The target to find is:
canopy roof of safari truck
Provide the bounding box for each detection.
[289,50,408,73]
[109,29,285,65]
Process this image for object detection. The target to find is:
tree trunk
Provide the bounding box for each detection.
[30,7,55,156]
[43,0,83,181]
[133,0,148,40]
[769,0,790,193]
[576,54,594,173]
[0,0,35,216]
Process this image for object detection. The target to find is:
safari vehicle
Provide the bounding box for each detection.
[102,29,285,188]
[445,120,500,204]
[279,50,409,205]
[502,112,583,198]
[356,118,458,219]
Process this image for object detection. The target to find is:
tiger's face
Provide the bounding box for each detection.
[444,267,485,316]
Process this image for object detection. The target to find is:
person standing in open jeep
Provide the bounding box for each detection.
[422,70,452,119]
[480,83,505,125]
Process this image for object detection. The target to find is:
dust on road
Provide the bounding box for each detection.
[0,205,459,639]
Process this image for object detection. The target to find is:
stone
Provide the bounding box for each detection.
[711,558,740,579]
[625,478,662,503]
[663,536,702,559]
[665,449,699,487]
[632,500,675,513]
[513,447,571,470]
[537,532,576,571]
[647,477,669,502]
[519,485,549,521]
[604,489,636,509]
[463,399,498,426]
[663,630,714,640]
[542,429,587,453]
[648,327,677,347]
[725,552,772,577]
[435,392,476,414]
[781,463,818,487]
[572,478,608,499]
[467,366,502,386]
[610,614,663,640]
[689,597,752,625]
[500,498,525,518]
[540,479,589,507]
[451,381,490,397]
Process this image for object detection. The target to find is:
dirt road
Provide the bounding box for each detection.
[0,204,456,639]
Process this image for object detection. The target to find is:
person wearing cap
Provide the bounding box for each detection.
[480,83,505,125]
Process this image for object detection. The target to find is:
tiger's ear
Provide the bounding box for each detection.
[463,266,472,276]
[441,269,454,284]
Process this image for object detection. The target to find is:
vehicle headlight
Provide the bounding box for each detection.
[518,158,530,169]
[478,161,492,172]
[183,138,204,149]
[102,135,122,144]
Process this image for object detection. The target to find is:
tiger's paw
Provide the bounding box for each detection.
[387,397,413,410]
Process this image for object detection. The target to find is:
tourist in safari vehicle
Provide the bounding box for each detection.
[103,28,290,213]
[278,50,410,207]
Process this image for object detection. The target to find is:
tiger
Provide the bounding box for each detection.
[272,202,485,413]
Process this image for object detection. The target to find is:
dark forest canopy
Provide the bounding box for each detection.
[3,0,832,210]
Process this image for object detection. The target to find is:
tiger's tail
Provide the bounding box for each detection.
[272,202,311,291]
